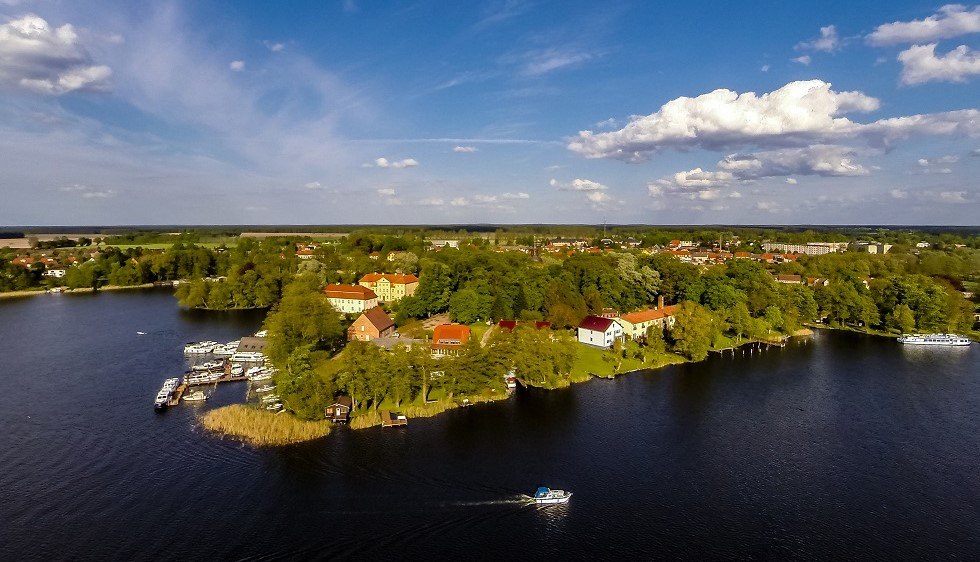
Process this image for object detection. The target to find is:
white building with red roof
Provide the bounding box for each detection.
[577,315,624,348]
[323,284,379,314]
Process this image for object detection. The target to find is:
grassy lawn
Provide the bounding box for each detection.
[569,343,685,381]
[469,322,491,343]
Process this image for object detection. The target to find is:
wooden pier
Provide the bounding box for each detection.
[185,374,249,386]
[167,383,186,406]
[380,410,408,427]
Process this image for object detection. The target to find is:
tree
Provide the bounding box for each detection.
[264,280,345,363]
[449,288,491,324]
[669,302,716,361]
[889,304,916,334]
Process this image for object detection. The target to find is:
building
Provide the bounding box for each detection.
[915,241,931,248]
[616,305,679,340]
[348,306,396,342]
[237,336,268,353]
[358,273,419,302]
[323,284,379,314]
[577,315,624,348]
[775,274,803,284]
[760,242,848,255]
[855,242,893,254]
[43,268,67,278]
[431,324,471,357]
[326,396,352,423]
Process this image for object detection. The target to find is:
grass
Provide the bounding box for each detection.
[200,404,332,446]
[569,343,685,381]
[348,391,509,430]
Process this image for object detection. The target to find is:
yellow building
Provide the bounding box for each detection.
[358,273,419,302]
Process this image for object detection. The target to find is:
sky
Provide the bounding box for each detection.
[0,1,978,226]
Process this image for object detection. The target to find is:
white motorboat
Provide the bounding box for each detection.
[898,333,971,346]
[183,390,208,402]
[191,360,223,372]
[532,487,572,505]
[184,341,216,354]
[230,351,265,363]
[249,373,272,382]
[154,378,181,411]
[261,394,280,402]
[255,384,276,393]
[229,365,244,376]
[254,330,268,337]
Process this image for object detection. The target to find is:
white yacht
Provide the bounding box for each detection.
[532,487,572,505]
[255,384,276,393]
[183,390,208,402]
[154,378,181,411]
[230,351,265,363]
[184,341,218,354]
[898,333,971,346]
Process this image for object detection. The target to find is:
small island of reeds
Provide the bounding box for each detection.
[201,404,332,446]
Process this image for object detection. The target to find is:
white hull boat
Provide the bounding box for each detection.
[532,487,572,505]
[898,333,971,346]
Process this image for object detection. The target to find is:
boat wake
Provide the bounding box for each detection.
[444,495,533,507]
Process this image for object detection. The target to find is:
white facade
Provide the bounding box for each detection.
[326,296,378,314]
[43,269,66,278]
[577,321,623,348]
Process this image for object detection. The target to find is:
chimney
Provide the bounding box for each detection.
[657,295,665,309]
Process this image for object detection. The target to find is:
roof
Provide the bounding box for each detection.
[498,320,518,332]
[323,284,378,300]
[361,306,395,332]
[238,336,268,352]
[619,305,680,325]
[432,324,470,345]
[331,395,353,408]
[359,273,419,284]
[776,274,803,282]
[578,315,618,332]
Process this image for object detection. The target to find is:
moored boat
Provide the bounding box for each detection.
[153,377,181,412]
[183,390,208,402]
[532,487,572,505]
[898,333,971,346]
[255,384,276,393]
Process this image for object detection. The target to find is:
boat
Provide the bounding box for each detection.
[532,487,572,505]
[211,345,236,357]
[249,372,272,382]
[897,333,971,346]
[265,402,283,411]
[153,377,181,411]
[136,331,146,335]
[183,390,208,402]
[261,394,280,402]
[185,372,222,385]
[230,351,265,363]
[254,330,268,337]
[229,365,244,376]
[191,360,224,372]
[255,384,276,393]
[184,341,217,354]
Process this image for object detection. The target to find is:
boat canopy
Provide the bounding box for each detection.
[535,487,551,498]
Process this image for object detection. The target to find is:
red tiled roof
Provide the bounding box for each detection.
[359,273,419,284]
[432,324,471,346]
[578,315,617,332]
[619,305,680,324]
[776,274,803,283]
[323,284,378,300]
[498,320,518,332]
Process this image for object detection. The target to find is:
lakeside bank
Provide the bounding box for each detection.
[0,283,161,300]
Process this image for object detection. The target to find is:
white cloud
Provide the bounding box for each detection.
[376,188,396,196]
[449,197,469,207]
[890,189,908,199]
[717,145,870,178]
[417,197,445,206]
[939,190,968,202]
[584,190,622,210]
[371,157,418,168]
[501,191,530,199]
[229,60,245,71]
[515,47,595,76]
[655,168,733,188]
[972,148,980,156]
[796,25,841,52]
[793,55,812,65]
[549,178,608,191]
[785,177,798,184]
[59,184,114,198]
[0,14,112,95]
[453,145,478,153]
[755,200,781,212]
[264,40,285,52]
[568,80,979,162]
[595,118,618,129]
[898,43,980,85]
[761,64,770,72]
[919,154,959,165]
[867,5,980,46]
[304,181,323,189]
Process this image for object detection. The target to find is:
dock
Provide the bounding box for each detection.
[167,383,186,406]
[185,374,249,386]
[380,410,408,427]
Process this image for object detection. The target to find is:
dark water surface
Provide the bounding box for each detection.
[0,290,978,560]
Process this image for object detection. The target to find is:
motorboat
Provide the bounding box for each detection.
[153,378,180,411]
[265,403,283,411]
[191,360,224,372]
[898,333,971,346]
[230,351,265,363]
[532,487,572,505]
[261,394,280,402]
[184,341,218,354]
[250,372,273,382]
[229,365,244,376]
[254,330,268,337]
[183,390,208,402]
[255,384,276,393]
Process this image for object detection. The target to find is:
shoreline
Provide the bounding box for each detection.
[0,283,164,300]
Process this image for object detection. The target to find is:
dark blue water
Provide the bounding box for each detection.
[0,290,978,560]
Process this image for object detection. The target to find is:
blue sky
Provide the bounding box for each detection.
[0,1,978,225]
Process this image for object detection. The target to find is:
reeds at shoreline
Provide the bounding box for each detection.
[201,404,332,446]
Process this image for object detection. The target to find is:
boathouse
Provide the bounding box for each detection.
[326,396,353,423]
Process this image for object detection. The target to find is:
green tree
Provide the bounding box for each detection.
[669,302,716,361]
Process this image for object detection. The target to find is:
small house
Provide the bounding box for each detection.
[431,324,471,357]
[577,315,624,348]
[326,396,353,423]
[348,306,395,342]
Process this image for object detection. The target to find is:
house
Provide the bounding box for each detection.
[617,305,680,340]
[237,336,268,353]
[775,274,803,284]
[358,273,419,302]
[577,315,624,348]
[431,324,471,357]
[348,306,395,342]
[296,248,315,259]
[43,268,67,278]
[323,284,379,314]
[915,241,931,249]
[325,396,352,423]
[807,277,830,287]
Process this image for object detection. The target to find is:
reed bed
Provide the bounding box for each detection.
[201,404,331,446]
[348,392,509,430]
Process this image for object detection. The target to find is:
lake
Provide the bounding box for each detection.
[0,289,977,560]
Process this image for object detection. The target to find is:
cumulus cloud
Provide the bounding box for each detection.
[792,55,812,65]
[417,197,444,206]
[796,25,841,52]
[761,64,770,72]
[568,80,979,162]
[717,145,870,178]
[915,154,958,174]
[867,5,980,46]
[972,148,980,156]
[594,118,618,129]
[785,177,798,184]
[303,181,323,189]
[371,157,418,168]
[755,200,781,212]
[229,60,245,71]
[549,178,608,191]
[939,190,969,202]
[898,43,980,85]
[0,14,112,94]
[376,188,396,196]
[501,191,530,199]
[655,168,733,188]
[452,145,477,153]
[890,189,908,199]
[264,40,285,52]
